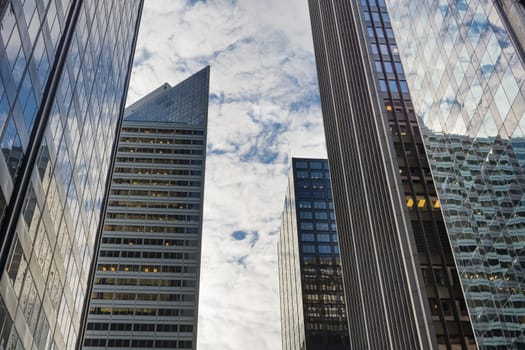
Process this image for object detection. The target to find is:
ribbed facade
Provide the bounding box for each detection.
[307,0,476,348]
[278,158,348,350]
[0,1,143,349]
[82,67,209,350]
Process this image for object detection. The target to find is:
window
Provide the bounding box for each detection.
[303,245,315,253]
[180,325,193,332]
[311,191,324,199]
[7,238,27,295]
[389,80,398,92]
[301,233,315,241]
[311,171,323,178]
[384,61,393,73]
[315,212,328,220]
[400,81,409,93]
[316,222,330,231]
[395,62,404,74]
[298,201,311,209]
[301,222,313,230]
[296,190,310,199]
[296,161,308,168]
[303,256,317,266]
[314,201,326,209]
[299,211,312,219]
[390,44,398,55]
[318,245,332,254]
[375,61,382,72]
[379,80,387,92]
[297,171,308,178]
[317,234,330,242]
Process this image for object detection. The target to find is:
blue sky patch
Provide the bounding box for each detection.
[231,230,248,240]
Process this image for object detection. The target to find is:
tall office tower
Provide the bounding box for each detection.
[385,0,525,348]
[278,158,349,350]
[0,1,142,349]
[82,67,209,350]
[308,0,476,348]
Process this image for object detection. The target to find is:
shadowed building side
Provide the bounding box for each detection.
[278,158,349,350]
[307,0,477,348]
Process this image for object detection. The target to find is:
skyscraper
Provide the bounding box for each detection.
[308,0,474,348]
[385,0,525,347]
[0,1,143,349]
[81,67,209,350]
[278,158,349,350]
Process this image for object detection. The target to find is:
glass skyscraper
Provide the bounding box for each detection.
[0,1,143,349]
[278,158,349,350]
[386,0,525,348]
[82,67,209,350]
[308,0,475,348]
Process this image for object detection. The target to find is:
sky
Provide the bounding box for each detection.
[126,1,327,349]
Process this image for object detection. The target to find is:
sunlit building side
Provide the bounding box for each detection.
[82,67,209,350]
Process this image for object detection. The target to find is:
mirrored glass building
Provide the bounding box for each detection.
[278,158,349,350]
[82,67,209,350]
[308,0,476,348]
[386,0,525,347]
[0,0,143,349]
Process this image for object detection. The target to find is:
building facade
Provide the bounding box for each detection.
[386,0,525,348]
[82,67,209,350]
[0,1,143,349]
[308,0,475,348]
[278,158,349,350]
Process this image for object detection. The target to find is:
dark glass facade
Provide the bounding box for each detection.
[82,67,209,350]
[0,1,143,349]
[386,0,525,348]
[308,0,475,348]
[278,158,349,350]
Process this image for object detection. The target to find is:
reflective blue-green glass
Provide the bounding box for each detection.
[0,0,142,349]
[387,0,525,347]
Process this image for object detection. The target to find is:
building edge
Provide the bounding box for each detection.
[75,1,145,348]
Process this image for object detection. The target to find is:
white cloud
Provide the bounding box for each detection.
[128,0,326,349]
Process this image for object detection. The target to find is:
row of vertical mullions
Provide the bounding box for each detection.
[75,0,145,348]
[0,0,83,293]
[361,0,473,347]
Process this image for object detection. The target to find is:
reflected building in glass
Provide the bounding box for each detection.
[0,1,143,349]
[386,0,525,348]
[82,67,209,350]
[308,0,476,348]
[278,158,349,350]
